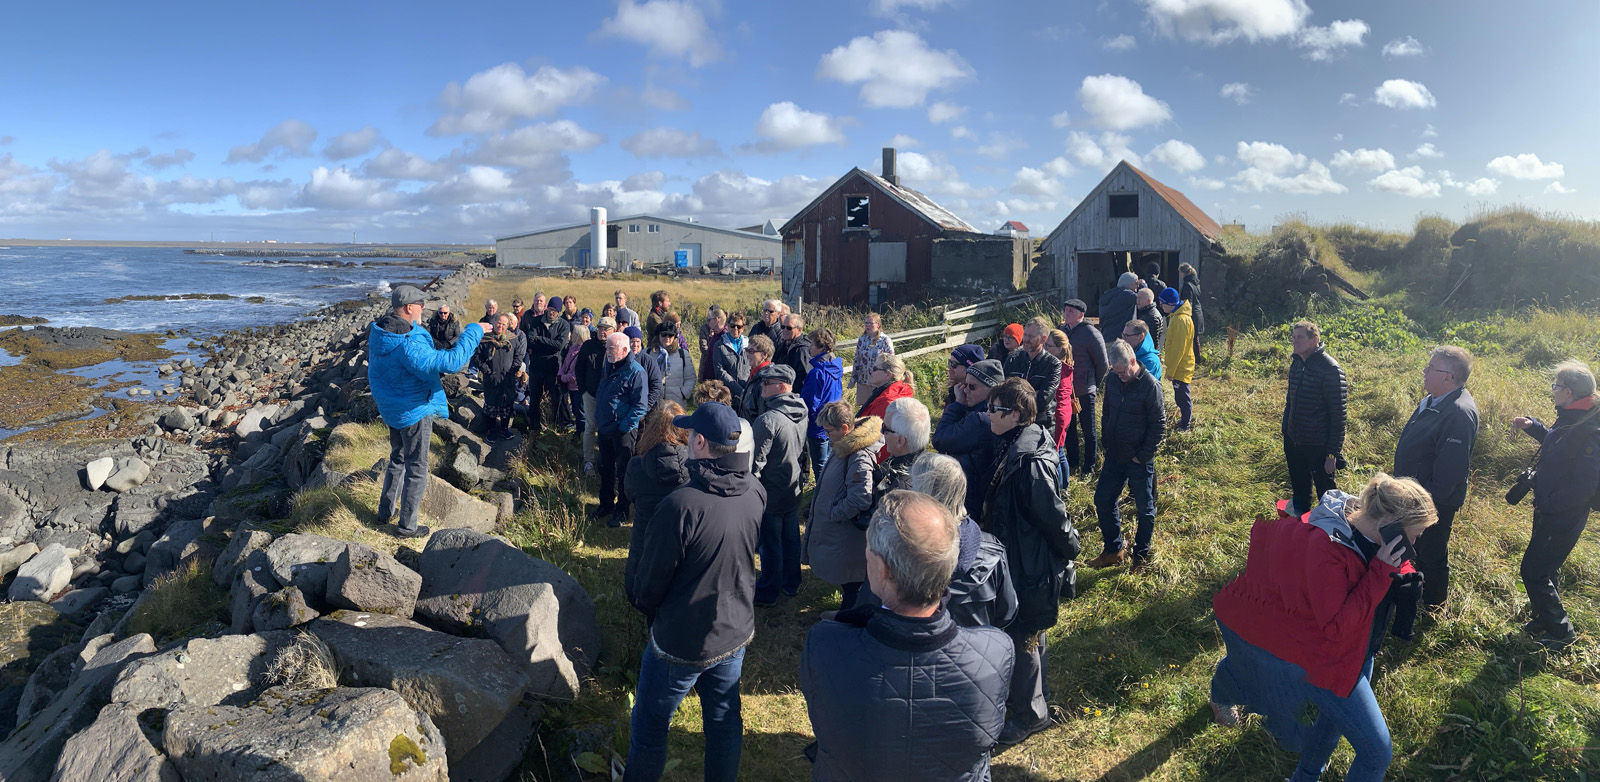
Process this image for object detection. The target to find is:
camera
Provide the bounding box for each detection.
[1505,467,1535,505]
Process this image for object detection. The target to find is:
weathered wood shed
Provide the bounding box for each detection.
[783,148,1022,307]
[1041,161,1223,314]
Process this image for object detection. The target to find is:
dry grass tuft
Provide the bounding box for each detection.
[266,631,341,690]
[124,559,230,644]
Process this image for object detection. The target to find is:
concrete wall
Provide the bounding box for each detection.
[928,233,1028,298]
[498,220,780,269]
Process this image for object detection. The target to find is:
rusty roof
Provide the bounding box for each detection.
[1123,162,1223,241]
[781,168,977,234]
[1001,220,1029,231]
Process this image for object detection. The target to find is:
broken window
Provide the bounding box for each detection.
[846,195,870,228]
[1108,194,1138,218]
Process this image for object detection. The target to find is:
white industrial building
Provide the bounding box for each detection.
[495,211,781,271]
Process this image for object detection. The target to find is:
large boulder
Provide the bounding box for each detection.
[105,458,151,493]
[85,457,116,491]
[8,543,74,602]
[111,631,293,711]
[307,618,531,760]
[212,526,273,587]
[0,633,156,782]
[262,533,346,607]
[372,460,499,533]
[233,404,279,439]
[413,529,599,699]
[451,699,543,782]
[16,640,82,726]
[327,541,422,617]
[162,686,449,782]
[142,517,222,587]
[53,703,181,782]
[0,542,40,580]
[251,586,319,631]
[229,550,279,634]
[160,408,197,432]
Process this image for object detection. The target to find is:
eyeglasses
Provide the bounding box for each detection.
[881,424,897,435]
[730,324,744,330]
[1424,366,1452,377]
[1552,383,1569,391]
[764,308,779,314]
[990,405,1015,415]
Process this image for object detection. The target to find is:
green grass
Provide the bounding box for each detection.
[125,559,230,644]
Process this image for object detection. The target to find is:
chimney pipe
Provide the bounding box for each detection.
[882,147,899,187]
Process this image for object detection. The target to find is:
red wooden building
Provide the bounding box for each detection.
[783,148,1000,307]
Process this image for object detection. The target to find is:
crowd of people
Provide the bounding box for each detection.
[364,274,1600,781]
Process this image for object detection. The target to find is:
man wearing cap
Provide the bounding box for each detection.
[750,363,809,606]
[524,293,572,435]
[943,343,986,407]
[932,358,1005,520]
[368,285,484,538]
[1098,271,1140,342]
[596,332,650,527]
[1159,287,1196,432]
[625,325,663,412]
[625,402,765,782]
[1061,299,1108,476]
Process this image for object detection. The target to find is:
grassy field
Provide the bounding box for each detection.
[297,270,1600,781]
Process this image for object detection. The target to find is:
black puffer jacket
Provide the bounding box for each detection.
[627,454,766,665]
[523,312,571,369]
[1098,287,1137,340]
[931,401,1000,520]
[1179,276,1204,334]
[1004,349,1062,431]
[781,335,812,390]
[427,312,464,350]
[800,605,1013,782]
[1282,346,1348,456]
[575,336,607,396]
[981,423,1079,635]
[1102,368,1165,464]
[1064,321,1108,396]
[1524,401,1600,516]
[1137,302,1166,350]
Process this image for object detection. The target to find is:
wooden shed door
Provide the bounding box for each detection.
[1078,252,1114,315]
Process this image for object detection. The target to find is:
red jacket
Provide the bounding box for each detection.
[1213,502,1402,697]
[1052,363,1075,449]
[858,381,914,463]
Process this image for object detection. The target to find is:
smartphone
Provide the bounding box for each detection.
[1378,522,1416,564]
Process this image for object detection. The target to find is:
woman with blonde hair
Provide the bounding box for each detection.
[1043,329,1078,488]
[1210,472,1436,781]
[849,312,895,390]
[804,401,881,611]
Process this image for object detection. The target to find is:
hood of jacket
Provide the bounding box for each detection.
[721,333,746,354]
[372,313,416,355]
[836,415,882,458]
[764,392,809,424]
[687,453,758,497]
[809,352,842,379]
[1305,489,1366,556]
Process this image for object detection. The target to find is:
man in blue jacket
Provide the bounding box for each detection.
[799,327,843,483]
[368,285,483,538]
[595,332,649,528]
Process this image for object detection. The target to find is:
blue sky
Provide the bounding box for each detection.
[0,0,1592,243]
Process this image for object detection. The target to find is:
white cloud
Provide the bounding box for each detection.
[1067,131,1141,171]
[977,133,1028,160]
[1546,181,1576,195]
[1231,141,1345,194]
[817,30,975,108]
[949,125,975,140]
[1409,143,1442,160]
[225,119,317,164]
[892,151,986,197]
[298,166,398,210]
[887,133,920,148]
[431,64,605,135]
[620,127,722,158]
[468,121,605,168]
[750,102,846,150]
[928,101,966,124]
[323,127,384,160]
[595,0,721,67]
[363,149,456,181]
[1373,79,1436,110]
[1012,165,1066,198]
[1330,147,1396,174]
[1438,170,1499,196]
[870,0,953,15]
[622,171,665,191]
[1148,140,1206,173]
[1487,153,1564,180]
[1332,133,1343,142]
[1295,19,1368,61]
[1339,92,1360,106]
[1049,111,1072,129]
[1078,74,1173,130]
[1220,82,1253,104]
[1187,176,1226,190]
[1140,0,1311,44]
[145,149,195,170]
[420,166,518,205]
[1422,124,1439,138]
[640,86,690,111]
[1369,166,1440,198]
[1382,36,1424,57]
[1102,34,1137,51]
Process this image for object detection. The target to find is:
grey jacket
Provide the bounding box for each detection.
[752,392,809,514]
[1391,387,1479,510]
[1064,321,1109,397]
[650,346,697,409]
[804,417,881,585]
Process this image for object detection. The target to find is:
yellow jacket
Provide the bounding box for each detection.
[1162,301,1195,384]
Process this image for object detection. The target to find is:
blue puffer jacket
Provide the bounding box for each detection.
[801,352,844,440]
[801,605,1014,782]
[367,313,483,429]
[1133,334,1163,380]
[596,356,649,437]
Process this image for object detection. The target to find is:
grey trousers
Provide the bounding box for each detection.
[582,393,599,466]
[1008,630,1050,726]
[378,416,431,532]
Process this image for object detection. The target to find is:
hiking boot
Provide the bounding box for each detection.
[1087,549,1127,569]
[589,504,614,520]
[607,509,628,528]
[1210,700,1240,727]
[583,460,595,476]
[996,716,1052,747]
[1130,552,1154,574]
[394,524,431,539]
[1522,619,1544,639]
[1538,631,1577,651]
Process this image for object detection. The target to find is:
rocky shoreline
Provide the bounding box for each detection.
[0,261,600,782]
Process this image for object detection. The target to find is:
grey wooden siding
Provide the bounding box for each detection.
[1044,167,1205,298]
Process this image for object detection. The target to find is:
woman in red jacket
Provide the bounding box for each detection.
[1210,473,1435,782]
[1045,329,1077,489]
[856,353,914,462]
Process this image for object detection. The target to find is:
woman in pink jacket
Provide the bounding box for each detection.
[558,325,588,439]
[1045,330,1077,489]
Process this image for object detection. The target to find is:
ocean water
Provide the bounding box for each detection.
[0,246,439,332]
[0,246,444,436]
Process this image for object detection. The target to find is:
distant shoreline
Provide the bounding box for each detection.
[0,238,491,251]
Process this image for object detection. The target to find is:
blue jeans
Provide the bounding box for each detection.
[568,389,586,438]
[808,437,831,484]
[1094,458,1156,559]
[1056,447,1071,491]
[625,646,745,782]
[1211,621,1391,782]
[754,508,801,603]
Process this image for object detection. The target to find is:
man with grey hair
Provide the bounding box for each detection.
[875,397,930,497]
[480,299,499,325]
[751,363,809,606]
[912,453,1017,630]
[1089,338,1164,571]
[801,490,1014,780]
[751,298,784,342]
[1135,286,1165,350]
[1097,270,1140,341]
[778,313,811,388]
[369,285,484,538]
[1392,345,1480,607]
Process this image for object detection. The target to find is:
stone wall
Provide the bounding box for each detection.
[929,233,1029,299]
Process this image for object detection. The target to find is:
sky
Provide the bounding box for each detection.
[0,0,1593,243]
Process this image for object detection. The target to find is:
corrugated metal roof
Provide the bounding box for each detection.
[1123,163,1223,241]
[495,213,780,244]
[1001,220,1029,231]
[782,167,977,235]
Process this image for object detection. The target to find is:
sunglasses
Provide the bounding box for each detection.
[882,424,897,436]
[990,405,1016,415]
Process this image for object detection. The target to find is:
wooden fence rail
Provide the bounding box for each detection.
[836,289,1057,374]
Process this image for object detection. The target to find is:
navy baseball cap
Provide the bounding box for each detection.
[950,343,985,367]
[674,402,743,445]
